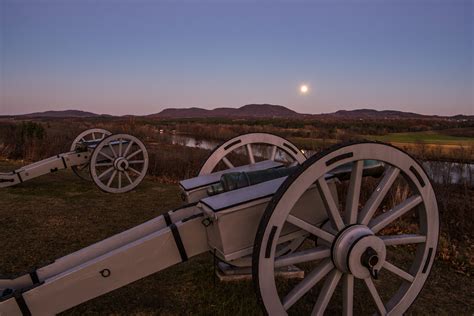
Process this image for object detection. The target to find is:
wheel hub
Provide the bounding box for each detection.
[114,157,129,171]
[332,225,386,279]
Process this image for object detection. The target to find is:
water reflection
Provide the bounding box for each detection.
[157,134,473,186]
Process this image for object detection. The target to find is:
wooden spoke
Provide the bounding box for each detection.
[108,143,118,158]
[381,234,426,246]
[246,144,256,164]
[342,274,354,316]
[98,151,114,161]
[383,261,415,283]
[124,171,133,184]
[287,215,335,243]
[94,162,113,167]
[311,269,342,315]
[126,149,142,160]
[274,247,330,268]
[98,167,114,180]
[129,167,142,176]
[118,172,122,189]
[106,170,117,187]
[282,259,334,311]
[92,132,96,140]
[122,140,134,157]
[222,157,234,169]
[364,278,387,315]
[128,160,145,164]
[317,178,345,231]
[370,195,422,233]
[119,138,123,156]
[345,160,363,225]
[270,145,277,161]
[358,166,400,225]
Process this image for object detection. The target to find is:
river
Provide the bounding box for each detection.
[157,133,473,186]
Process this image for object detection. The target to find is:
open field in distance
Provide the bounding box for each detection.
[368,130,474,146]
[1,116,473,161]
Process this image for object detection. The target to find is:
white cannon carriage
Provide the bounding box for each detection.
[0,129,149,194]
[0,133,439,315]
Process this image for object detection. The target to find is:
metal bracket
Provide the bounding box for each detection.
[201,218,212,227]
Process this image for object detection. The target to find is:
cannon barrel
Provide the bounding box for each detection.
[207,165,298,196]
[207,160,385,196]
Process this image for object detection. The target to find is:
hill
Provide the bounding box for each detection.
[16,110,109,118]
[325,109,473,120]
[7,106,472,120]
[152,104,302,118]
[325,109,427,119]
[151,104,472,120]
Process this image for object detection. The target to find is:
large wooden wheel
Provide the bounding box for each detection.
[199,133,307,175]
[253,142,439,315]
[90,134,149,194]
[70,128,111,181]
[200,133,308,267]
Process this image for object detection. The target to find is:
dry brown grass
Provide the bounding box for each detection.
[0,159,472,315]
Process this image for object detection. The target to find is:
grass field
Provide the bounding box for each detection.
[289,131,474,161]
[0,160,473,315]
[289,129,474,159]
[367,130,474,146]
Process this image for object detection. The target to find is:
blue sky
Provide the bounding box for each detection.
[1,0,472,116]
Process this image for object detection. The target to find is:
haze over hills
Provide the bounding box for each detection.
[4,105,472,120]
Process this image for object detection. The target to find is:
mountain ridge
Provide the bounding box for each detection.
[152,104,472,120]
[12,110,110,118]
[4,105,472,120]
[152,104,301,118]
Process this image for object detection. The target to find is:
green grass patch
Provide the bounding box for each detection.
[366,130,474,145]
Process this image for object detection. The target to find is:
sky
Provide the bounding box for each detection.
[0,0,472,116]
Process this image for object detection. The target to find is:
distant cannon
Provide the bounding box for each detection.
[0,128,149,193]
[0,133,438,315]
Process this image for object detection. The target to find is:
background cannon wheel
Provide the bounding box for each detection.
[70,128,112,181]
[198,132,307,175]
[200,133,308,267]
[253,142,439,315]
[90,134,149,194]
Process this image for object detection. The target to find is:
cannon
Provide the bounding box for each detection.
[0,128,149,194]
[0,133,439,315]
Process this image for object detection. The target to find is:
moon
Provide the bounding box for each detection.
[300,84,309,94]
